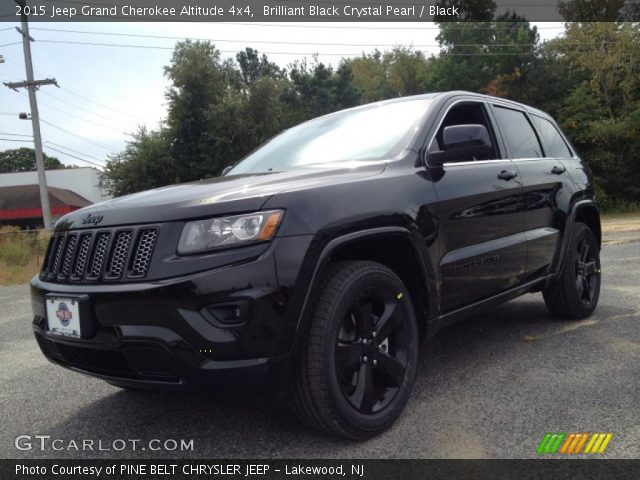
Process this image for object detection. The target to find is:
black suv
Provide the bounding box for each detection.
[31,92,601,439]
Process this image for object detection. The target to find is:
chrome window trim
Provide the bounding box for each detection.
[443,159,512,167]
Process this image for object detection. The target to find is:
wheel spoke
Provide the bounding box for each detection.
[584,261,597,276]
[579,240,590,263]
[582,277,592,302]
[354,300,373,338]
[575,274,583,297]
[375,352,405,387]
[336,343,364,371]
[349,362,376,413]
[375,301,401,341]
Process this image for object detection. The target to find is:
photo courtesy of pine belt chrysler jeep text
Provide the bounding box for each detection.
[31,92,602,439]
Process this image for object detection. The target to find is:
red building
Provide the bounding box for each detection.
[0,185,90,228]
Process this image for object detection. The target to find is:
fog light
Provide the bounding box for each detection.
[202,300,249,327]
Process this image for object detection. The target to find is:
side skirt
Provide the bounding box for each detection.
[426,274,554,340]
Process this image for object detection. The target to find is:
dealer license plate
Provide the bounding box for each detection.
[46,297,81,338]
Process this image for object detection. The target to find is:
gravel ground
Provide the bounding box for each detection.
[1,219,639,459]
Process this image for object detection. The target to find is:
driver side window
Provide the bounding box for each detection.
[430,102,500,162]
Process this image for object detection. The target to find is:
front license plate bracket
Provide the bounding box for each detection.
[45,294,94,339]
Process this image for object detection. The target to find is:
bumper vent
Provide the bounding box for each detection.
[41,226,159,284]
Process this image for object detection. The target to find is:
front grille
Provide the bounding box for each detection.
[40,226,158,283]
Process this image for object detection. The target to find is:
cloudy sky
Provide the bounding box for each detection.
[0,21,565,169]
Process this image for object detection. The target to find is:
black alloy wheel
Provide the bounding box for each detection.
[543,222,601,319]
[574,235,599,307]
[291,261,419,439]
[335,288,410,415]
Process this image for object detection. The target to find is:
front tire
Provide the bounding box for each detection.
[291,261,419,439]
[543,222,601,319]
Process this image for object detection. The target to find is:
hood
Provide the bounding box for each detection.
[56,162,386,230]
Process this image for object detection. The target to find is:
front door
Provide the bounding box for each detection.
[429,100,527,313]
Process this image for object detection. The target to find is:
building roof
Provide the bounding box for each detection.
[0,185,90,220]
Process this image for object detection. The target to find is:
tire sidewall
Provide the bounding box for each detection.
[562,224,601,316]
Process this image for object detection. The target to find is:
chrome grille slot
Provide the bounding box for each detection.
[58,234,78,279]
[49,235,66,278]
[104,230,133,280]
[86,232,111,280]
[71,233,93,279]
[129,229,158,278]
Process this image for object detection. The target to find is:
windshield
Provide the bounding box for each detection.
[228,98,432,174]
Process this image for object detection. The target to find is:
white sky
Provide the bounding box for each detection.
[0,21,565,169]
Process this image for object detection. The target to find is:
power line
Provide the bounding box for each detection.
[38,90,139,125]
[31,39,639,57]
[3,54,150,123]
[26,27,568,48]
[0,138,32,142]
[0,41,21,48]
[45,141,106,164]
[37,39,174,51]
[35,95,127,131]
[40,118,119,153]
[0,132,32,137]
[44,145,105,169]
[58,86,150,122]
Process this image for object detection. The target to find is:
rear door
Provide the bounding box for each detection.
[428,100,527,313]
[491,106,574,281]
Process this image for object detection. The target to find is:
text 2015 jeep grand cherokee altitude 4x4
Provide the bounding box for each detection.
[31,92,601,439]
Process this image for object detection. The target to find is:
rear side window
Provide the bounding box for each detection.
[492,106,543,159]
[531,115,573,158]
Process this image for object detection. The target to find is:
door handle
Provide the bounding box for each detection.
[497,170,518,181]
[551,165,566,174]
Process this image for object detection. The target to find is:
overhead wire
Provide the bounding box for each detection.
[44,145,106,169]
[40,119,120,153]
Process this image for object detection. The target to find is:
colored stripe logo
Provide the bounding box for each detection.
[537,433,613,454]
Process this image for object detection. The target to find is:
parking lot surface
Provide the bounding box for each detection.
[1,223,639,459]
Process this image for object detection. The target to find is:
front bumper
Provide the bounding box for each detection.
[30,236,313,397]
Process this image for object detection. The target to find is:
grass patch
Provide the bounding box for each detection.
[0,226,51,286]
[600,200,640,216]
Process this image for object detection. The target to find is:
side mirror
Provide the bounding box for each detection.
[428,124,493,167]
[220,165,233,176]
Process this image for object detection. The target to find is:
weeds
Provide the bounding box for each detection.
[0,226,51,286]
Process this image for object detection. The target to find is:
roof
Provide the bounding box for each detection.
[0,166,101,178]
[0,184,91,210]
[319,91,553,122]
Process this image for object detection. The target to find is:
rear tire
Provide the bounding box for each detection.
[543,222,601,319]
[291,261,419,439]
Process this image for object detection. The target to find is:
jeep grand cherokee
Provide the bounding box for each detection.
[31,92,601,439]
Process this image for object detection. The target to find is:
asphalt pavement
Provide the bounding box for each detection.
[1,226,639,459]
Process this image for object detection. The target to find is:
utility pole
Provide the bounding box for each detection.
[2,1,57,229]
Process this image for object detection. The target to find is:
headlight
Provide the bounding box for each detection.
[178,210,283,255]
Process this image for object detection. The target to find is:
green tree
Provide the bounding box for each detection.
[164,40,239,182]
[558,0,632,21]
[554,23,640,207]
[102,128,174,197]
[236,47,284,88]
[0,148,65,173]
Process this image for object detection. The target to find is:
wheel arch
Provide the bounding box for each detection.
[553,200,601,280]
[292,228,433,350]
[574,204,602,250]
